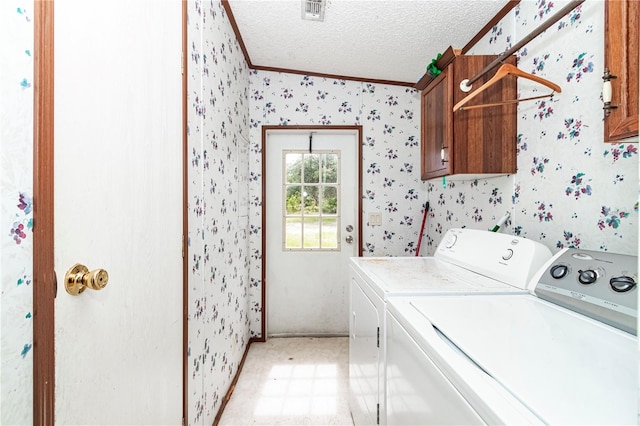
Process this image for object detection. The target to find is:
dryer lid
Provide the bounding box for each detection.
[408,295,638,425]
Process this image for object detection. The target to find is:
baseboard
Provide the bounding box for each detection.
[212,336,262,425]
[267,333,349,338]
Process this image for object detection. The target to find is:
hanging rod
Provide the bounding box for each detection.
[462,0,585,90]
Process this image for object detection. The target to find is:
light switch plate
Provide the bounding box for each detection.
[369,212,382,226]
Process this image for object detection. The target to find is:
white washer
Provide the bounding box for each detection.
[348,228,552,426]
[385,248,638,424]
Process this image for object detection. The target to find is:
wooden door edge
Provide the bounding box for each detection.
[33,1,55,425]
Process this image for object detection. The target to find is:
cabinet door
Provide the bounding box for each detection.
[604,0,639,142]
[421,68,453,180]
[349,277,381,426]
[452,55,517,176]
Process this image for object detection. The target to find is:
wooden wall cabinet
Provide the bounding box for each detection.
[604,0,639,142]
[421,55,517,181]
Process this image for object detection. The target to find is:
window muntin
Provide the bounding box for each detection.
[283,150,340,251]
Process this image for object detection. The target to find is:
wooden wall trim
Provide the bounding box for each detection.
[212,337,260,425]
[252,65,415,88]
[182,0,189,424]
[260,126,268,342]
[461,0,521,54]
[356,128,363,257]
[221,0,253,68]
[33,1,55,424]
[260,125,364,341]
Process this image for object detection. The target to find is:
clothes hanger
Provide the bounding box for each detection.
[453,63,562,112]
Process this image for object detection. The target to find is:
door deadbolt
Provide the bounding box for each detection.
[64,263,109,296]
[345,225,354,233]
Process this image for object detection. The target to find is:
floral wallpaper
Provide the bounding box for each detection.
[426,0,638,256]
[187,1,251,424]
[1,2,34,424]
[247,74,426,337]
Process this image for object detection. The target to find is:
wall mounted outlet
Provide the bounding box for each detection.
[369,212,382,226]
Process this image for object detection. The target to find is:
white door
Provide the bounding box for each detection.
[53,1,183,423]
[265,130,358,336]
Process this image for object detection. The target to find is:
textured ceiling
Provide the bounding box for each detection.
[227,0,511,84]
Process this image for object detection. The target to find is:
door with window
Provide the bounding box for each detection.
[265,129,359,336]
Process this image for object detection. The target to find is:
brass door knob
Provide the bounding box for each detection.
[64,263,109,296]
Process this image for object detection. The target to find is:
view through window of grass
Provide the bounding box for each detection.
[284,151,340,250]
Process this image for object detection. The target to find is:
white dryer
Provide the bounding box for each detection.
[348,228,552,425]
[385,248,638,424]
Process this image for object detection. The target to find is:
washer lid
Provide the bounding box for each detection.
[350,257,524,300]
[408,295,638,425]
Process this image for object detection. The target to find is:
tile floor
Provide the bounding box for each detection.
[218,337,354,426]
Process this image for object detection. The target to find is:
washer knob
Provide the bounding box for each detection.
[550,264,568,279]
[578,269,598,285]
[444,234,457,248]
[502,249,514,260]
[610,276,637,293]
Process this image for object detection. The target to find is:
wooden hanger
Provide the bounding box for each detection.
[453,63,562,112]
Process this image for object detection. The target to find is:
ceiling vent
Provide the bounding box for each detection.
[301,0,325,21]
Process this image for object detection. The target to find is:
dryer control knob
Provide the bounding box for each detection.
[550,264,569,279]
[610,276,637,293]
[578,269,598,285]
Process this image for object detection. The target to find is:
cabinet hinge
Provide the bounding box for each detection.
[376,403,380,424]
[376,327,380,348]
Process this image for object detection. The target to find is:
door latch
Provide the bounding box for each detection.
[64,263,109,296]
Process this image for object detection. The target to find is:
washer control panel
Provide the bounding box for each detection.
[533,249,638,335]
[435,228,552,290]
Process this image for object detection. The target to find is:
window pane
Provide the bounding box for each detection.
[285,185,302,214]
[286,153,303,183]
[321,153,338,183]
[285,217,302,248]
[282,149,341,252]
[321,217,338,248]
[303,154,320,183]
[321,186,337,214]
[302,186,319,214]
[303,217,320,248]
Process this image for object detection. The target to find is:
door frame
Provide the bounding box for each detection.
[32,2,189,423]
[33,2,55,424]
[260,125,363,340]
